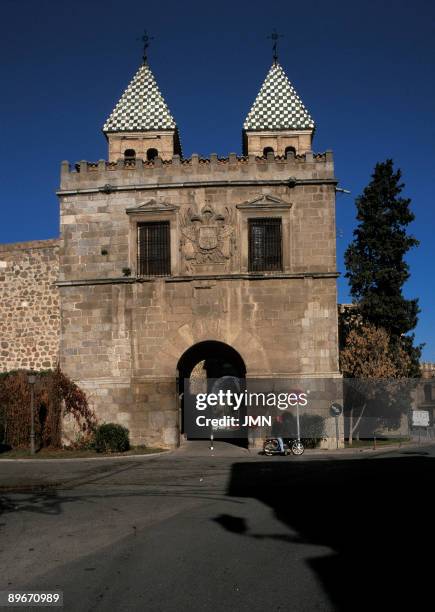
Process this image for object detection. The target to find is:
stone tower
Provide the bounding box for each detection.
[103,59,181,162]
[57,54,340,449]
[243,61,314,157]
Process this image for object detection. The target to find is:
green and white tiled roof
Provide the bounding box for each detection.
[103,62,176,132]
[244,62,314,131]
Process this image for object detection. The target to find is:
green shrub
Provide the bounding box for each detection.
[94,423,130,453]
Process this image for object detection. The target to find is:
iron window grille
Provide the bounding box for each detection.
[137,221,171,276]
[248,217,283,272]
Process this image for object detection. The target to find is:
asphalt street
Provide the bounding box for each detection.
[1,442,434,612]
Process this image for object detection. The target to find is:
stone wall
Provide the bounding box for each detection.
[243,131,313,156]
[58,153,337,282]
[106,130,179,162]
[421,362,435,379]
[0,239,60,371]
[59,276,339,447]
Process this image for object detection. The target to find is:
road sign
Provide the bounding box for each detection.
[330,402,343,449]
[330,402,343,417]
[412,410,430,427]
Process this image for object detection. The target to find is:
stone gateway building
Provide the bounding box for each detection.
[0,55,341,448]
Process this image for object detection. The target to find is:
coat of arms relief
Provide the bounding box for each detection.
[180,205,236,272]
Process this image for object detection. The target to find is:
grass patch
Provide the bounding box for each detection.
[345,438,410,448]
[0,445,166,459]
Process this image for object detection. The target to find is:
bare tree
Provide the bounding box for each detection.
[340,323,410,444]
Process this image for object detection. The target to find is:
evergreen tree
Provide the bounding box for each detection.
[344,159,421,375]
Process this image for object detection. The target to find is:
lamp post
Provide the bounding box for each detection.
[28,372,37,455]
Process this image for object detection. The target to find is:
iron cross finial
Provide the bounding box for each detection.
[138,30,154,63]
[267,28,284,64]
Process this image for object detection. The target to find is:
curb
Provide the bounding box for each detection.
[0,450,171,464]
[302,440,435,457]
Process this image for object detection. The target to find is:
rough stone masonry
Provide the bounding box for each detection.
[0,240,60,371]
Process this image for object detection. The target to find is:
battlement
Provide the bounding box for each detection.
[72,151,330,171]
[0,238,60,254]
[59,151,335,193]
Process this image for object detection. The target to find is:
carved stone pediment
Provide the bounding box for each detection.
[126,198,179,214]
[236,194,292,210]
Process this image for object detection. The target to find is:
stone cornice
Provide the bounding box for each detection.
[56,271,339,287]
[57,177,338,197]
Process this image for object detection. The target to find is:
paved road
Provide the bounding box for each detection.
[1,442,434,611]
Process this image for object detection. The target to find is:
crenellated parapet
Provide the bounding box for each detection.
[59,151,335,192]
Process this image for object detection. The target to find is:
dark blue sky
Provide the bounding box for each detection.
[1,0,434,360]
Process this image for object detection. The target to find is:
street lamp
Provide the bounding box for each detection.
[27,372,37,455]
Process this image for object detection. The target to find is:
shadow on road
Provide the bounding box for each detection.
[0,491,83,518]
[222,454,434,610]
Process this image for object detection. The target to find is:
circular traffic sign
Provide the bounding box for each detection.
[330,402,343,417]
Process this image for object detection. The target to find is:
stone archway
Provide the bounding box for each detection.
[153,323,271,379]
[176,340,247,444]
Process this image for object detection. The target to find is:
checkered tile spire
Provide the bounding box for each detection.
[103,62,176,132]
[243,62,314,131]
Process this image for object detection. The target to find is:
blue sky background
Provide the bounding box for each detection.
[1,0,434,360]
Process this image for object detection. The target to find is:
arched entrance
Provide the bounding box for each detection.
[177,341,247,445]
